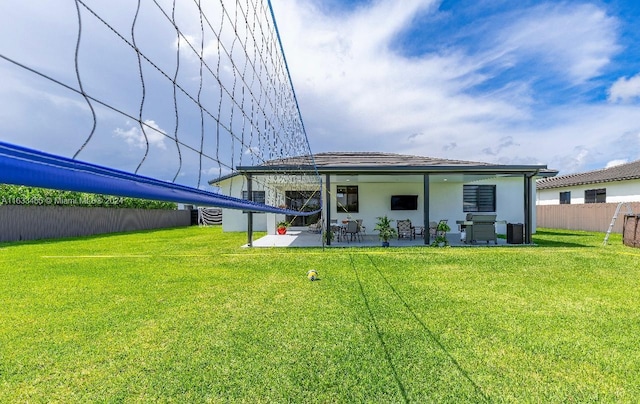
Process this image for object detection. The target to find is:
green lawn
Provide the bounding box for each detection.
[1,227,639,402]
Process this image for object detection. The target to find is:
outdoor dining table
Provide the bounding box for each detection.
[333,220,363,242]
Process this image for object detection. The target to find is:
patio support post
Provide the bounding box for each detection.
[247,174,253,247]
[325,174,331,246]
[423,174,430,245]
[524,173,533,244]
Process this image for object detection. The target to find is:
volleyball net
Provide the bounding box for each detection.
[0,0,321,215]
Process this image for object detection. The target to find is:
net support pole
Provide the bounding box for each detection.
[324,174,331,246]
[247,174,254,247]
[423,174,430,245]
[523,172,536,244]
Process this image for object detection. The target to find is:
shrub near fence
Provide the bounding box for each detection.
[0,185,177,210]
[536,202,640,234]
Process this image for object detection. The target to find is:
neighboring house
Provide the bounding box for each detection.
[536,160,640,234]
[536,159,640,205]
[211,152,557,244]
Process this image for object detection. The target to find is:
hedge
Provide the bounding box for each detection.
[0,185,177,210]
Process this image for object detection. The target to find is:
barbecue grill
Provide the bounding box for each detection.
[460,213,497,244]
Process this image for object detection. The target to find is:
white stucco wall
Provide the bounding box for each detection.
[465,177,533,234]
[219,175,268,232]
[537,179,640,205]
[328,177,534,235]
[329,180,423,235]
[218,174,537,235]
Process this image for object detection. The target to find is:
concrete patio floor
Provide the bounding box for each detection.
[245,228,516,248]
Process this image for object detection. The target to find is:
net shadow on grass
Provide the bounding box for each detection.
[531,239,594,248]
[532,229,607,248]
[349,254,409,404]
[364,254,489,403]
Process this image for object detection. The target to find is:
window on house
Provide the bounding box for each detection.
[242,190,266,204]
[463,185,496,212]
[585,188,606,203]
[286,191,321,226]
[336,185,359,213]
[559,191,571,205]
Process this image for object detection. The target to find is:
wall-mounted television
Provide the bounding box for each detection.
[390,195,418,210]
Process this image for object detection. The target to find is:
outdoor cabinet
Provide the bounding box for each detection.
[465,223,498,244]
[507,223,524,244]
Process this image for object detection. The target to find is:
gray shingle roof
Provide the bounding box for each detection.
[263,151,493,168]
[536,159,640,189]
[211,151,556,184]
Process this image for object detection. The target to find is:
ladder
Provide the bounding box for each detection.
[603,202,633,246]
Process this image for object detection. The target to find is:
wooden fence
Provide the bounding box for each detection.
[0,206,191,242]
[536,202,640,233]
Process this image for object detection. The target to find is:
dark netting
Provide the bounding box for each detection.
[0,0,320,214]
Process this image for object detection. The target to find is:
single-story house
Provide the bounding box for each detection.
[536,159,640,205]
[211,152,557,245]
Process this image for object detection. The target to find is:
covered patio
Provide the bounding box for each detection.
[213,152,558,247]
[245,228,514,248]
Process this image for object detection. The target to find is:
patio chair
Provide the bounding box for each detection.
[307,220,322,233]
[397,219,416,239]
[329,224,343,242]
[428,221,438,237]
[345,220,361,242]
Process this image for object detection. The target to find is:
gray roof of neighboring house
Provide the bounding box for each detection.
[536,159,640,190]
[210,151,557,184]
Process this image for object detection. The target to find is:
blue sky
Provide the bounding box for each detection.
[271,0,640,174]
[0,0,639,189]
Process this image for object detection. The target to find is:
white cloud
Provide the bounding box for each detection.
[605,159,627,168]
[494,3,620,84]
[273,0,523,145]
[175,34,197,54]
[271,0,640,175]
[114,120,167,150]
[203,166,230,177]
[608,74,640,103]
[567,147,591,173]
